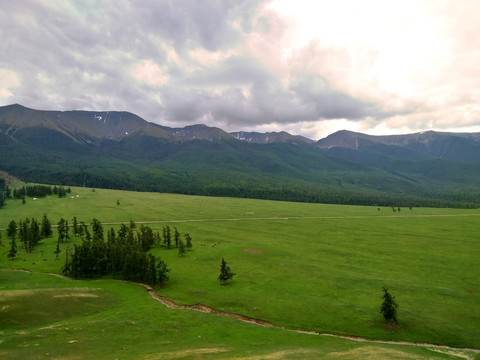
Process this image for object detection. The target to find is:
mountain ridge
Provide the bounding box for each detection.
[1,104,479,207]
[3,104,480,151]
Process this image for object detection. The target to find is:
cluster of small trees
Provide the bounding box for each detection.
[5,214,53,259]
[160,225,192,256]
[62,220,188,287]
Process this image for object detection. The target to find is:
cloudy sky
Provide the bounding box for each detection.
[1,0,479,139]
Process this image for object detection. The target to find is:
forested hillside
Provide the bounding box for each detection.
[1,104,479,207]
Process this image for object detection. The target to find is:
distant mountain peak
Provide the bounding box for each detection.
[230,130,313,145]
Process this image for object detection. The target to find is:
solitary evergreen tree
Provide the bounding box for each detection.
[380,287,399,324]
[218,258,235,285]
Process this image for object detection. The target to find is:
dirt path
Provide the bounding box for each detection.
[3,268,479,358]
[1,213,479,232]
[102,212,480,226]
[140,284,480,358]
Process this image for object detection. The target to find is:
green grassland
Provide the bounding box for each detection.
[1,187,479,359]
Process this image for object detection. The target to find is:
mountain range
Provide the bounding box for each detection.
[1,104,479,207]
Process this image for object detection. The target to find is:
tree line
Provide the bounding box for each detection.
[11,184,71,199]
[0,183,74,209]
[0,178,7,209]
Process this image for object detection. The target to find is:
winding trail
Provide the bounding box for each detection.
[140,284,480,358]
[3,267,479,358]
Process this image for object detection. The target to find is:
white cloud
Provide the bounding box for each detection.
[0,69,20,100]
[131,60,169,86]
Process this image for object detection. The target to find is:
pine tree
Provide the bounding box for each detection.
[185,233,193,251]
[380,287,399,324]
[8,236,17,260]
[58,218,66,243]
[7,220,17,241]
[139,225,154,252]
[61,246,71,275]
[29,218,40,249]
[54,240,61,260]
[178,238,186,256]
[18,219,29,252]
[72,216,79,236]
[218,258,235,285]
[156,258,170,286]
[80,222,91,240]
[41,213,52,238]
[0,190,5,208]
[91,218,104,242]
[174,227,180,248]
[163,226,171,249]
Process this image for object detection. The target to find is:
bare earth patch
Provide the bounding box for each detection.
[230,349,314,359]
[329,346,425,359]
[143,347,229,359]
[54,293,99,298]
[244,248,264,254]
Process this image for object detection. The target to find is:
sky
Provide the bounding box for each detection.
[1,0,479,140]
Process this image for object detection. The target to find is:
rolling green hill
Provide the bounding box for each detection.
[1,188,479,359]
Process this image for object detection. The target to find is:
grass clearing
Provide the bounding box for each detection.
[1,186,479,358]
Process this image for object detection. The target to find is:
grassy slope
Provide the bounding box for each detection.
[1,187,479,358]
[1,270,458,360]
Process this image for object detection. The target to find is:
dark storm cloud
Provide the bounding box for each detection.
[160,73,385,127]
[160,54,385,126]
[136,0,264,52]
[290,74,384,120]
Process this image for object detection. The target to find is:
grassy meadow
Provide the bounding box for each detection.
[1,186,479,359]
